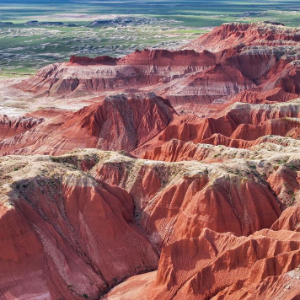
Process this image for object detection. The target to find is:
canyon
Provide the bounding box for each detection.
[1,21,300,299]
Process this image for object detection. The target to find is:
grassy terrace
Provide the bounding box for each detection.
[0,0,300,76]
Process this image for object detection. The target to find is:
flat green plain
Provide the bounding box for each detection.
[1,0,300,77]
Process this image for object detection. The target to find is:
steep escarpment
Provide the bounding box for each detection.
[104,229,300,300]
[0,154,158,299]
[17,49,223,99]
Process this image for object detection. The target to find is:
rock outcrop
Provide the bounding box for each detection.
[0,154,158,299]
[16,22,300,113]
[0,148,296,299]
[185,22,300,52]
[0,93,175,155]
[133,99,300,156]
[2,21,300,300]
[104,229,300,300]
[0,115,44,139]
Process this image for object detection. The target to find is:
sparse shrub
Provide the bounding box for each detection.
[288,164,298,171]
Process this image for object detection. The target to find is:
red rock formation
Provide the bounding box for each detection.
[142,139,208,162]
[135,100,300,155]
[0,115,44,140]
[141,138,252,162]
[69,55,118,65]
[230,118,300,141]
[141,175,281,246]
[17,49,222,99]
[3,95,300,157]
[272,206,300,232]
[93,152,282,250]
[0,156,158,299]
[230,88,298,104]
[1,146,300,299]
[15,22,300,115]
[154,229,300,300]
[3,21,300,300]
[0,93,175,155]
[104,229,300,300]
[185,22,300,52]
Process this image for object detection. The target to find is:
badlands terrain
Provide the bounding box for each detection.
[2,21,300,299]
[1,0,300,77]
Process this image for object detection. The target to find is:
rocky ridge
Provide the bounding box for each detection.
[2,21,300,299]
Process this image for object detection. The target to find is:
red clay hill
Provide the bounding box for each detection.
[17,22,300,113]
[1,22,300,299]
